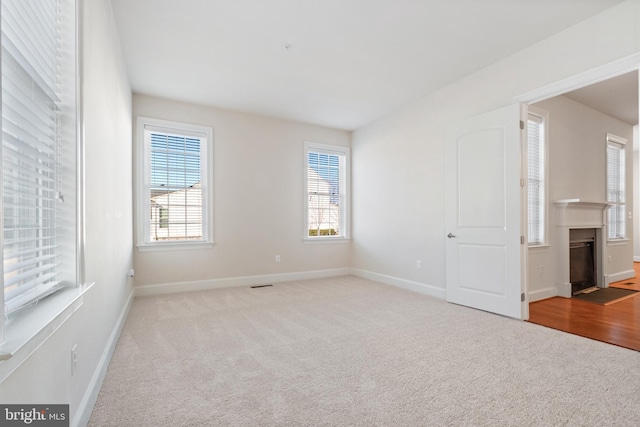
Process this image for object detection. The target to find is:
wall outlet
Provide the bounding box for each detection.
[275,255,281,263]
[127,269,135,278]
[71,344,78,376]
[416,260,422,270]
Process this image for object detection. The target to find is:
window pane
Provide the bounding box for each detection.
[607,139,625,239]
[527,116,544,245]
[307,148,344,237]
[148,130,204,242]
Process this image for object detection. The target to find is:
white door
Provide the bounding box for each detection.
[445,104,525,319]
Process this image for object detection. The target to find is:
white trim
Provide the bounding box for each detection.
[515,52,640,104]
[350,268,446,300]
[135,116,214,249]
[633,256,640,262]
[605,269,636,286]
[134,268,351,296]
[303,141,351,240]
[74,288,134,427]
[0,283,93,381]
[527,106,550,246]
[528,286,557,302]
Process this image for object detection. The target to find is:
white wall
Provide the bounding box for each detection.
[0,1,133,425]
[527,96,634,300]
[133,95,351,288]
[352,0,640,293]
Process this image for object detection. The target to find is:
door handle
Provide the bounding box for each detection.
[447,233,456,238]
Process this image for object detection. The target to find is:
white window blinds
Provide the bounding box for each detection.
[2,0,77,315]
[307,151,343,237]
[527,114,545,246]
[304,142,349,239]
[607,135,626,240]
[141,123,210,244]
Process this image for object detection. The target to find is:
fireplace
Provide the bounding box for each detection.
[569,228,597,295]
[554,199,611,298]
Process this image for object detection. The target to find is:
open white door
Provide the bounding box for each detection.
[445,104,526,319]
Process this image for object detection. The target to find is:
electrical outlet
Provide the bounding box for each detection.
[416,260,422,270]
[71,345,78,376]
[275,255,281,263]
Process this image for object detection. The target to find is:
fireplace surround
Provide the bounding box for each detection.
[554,199,612,298]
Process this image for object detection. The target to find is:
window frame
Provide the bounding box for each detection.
[0,0,85,364]
[526,107,549,247]
[135,117,214,251]
[304,141,350,242]
[606,133,627,241]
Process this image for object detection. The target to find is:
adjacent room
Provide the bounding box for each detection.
[1,1,640,426]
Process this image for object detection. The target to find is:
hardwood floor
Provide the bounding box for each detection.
[528,263,640,351]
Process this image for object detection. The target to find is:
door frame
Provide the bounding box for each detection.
[516,52,640,306]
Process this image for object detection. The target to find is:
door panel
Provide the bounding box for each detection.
[445,104,524,319]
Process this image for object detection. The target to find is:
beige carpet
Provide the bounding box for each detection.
[89,276,640,426]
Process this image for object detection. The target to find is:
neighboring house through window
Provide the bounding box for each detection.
[304,142,350,239]
[136,117,213,249]
[527,109,547,246]
[607,133,627,240]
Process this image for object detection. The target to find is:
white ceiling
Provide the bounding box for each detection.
[563,71,639,126]
[111,0,625,131]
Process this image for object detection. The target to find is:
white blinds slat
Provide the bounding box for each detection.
[2,0,71,316]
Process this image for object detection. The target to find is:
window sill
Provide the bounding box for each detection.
[304,237,351,244]
[0,282,94,382]
[607,238,629,247]
[528,244,550,252]
[137,241,214,252]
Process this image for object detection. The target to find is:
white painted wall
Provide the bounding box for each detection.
[133,95,351,288]
[527,96,634,300]
[352,0,640,293]
[0,1,133,425]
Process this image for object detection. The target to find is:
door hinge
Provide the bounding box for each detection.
[520,120,524,130]
[521,293,526,302]
[520,236,525,244]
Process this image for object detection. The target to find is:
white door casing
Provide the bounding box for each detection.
[445,104,526,319]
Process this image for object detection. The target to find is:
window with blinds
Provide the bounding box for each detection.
[527,113,545,246]
[304,142,349,239]
[2,0,77,317]
[606,134,626,240]
[137,118,212,247]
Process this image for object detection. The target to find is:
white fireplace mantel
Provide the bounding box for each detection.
[554,199,612,297]
[554,199,613,228]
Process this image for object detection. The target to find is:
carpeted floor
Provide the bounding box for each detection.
[89,275,640,426]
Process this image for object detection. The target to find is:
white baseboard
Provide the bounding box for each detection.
[134,268,351,296]
[633,256,640,262]
[605,269,636,285]
[528,287,557,302]
[350,268,446,300]
[75,288,134,427]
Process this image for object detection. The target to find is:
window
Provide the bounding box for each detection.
[527,111,547,246]
[136,117,213,249]
[606,133,627,240]
[1,0,78,330]
[304,142,349,239]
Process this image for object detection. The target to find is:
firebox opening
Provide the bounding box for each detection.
[569,228,597,296]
